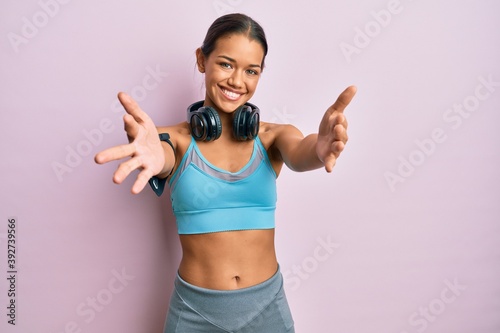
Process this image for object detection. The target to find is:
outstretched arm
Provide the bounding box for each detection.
[274,86,357,172]
[94,92,175,194]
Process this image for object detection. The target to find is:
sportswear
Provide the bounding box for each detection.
[164,266,295,332]
[167,136,277,234]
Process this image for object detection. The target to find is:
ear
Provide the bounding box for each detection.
[195,48,206,73]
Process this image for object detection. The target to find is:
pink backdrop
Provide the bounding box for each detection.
[1,1,499,332]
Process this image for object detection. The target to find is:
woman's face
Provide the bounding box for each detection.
[197,34,265,114]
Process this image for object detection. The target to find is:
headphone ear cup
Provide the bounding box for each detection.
[247,109,260,140]
[188,105,222,141]
[233,105,260,141]
[204,107,222,141]
[232,106,247,140]
[189,111,206,141]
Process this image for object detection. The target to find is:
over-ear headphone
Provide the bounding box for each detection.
[187,101,260,141]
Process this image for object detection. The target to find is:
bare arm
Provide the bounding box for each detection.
[273,86,357,172]
[273,126,323,172]
[94,92,175,194]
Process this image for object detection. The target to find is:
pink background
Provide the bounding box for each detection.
[1,1,499,332]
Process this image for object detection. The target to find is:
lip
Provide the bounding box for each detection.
[219,86,244,101]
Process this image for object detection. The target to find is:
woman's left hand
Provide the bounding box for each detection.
[316,85,357,172]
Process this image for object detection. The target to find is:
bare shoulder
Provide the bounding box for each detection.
[258,122,303,175]
[258,121,302,150]
[157,122,191,151]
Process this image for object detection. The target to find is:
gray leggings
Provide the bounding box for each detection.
[164,266,295,332]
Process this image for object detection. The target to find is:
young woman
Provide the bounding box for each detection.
[95,13,356,333]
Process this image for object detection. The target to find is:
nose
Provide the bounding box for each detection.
[228,70,243,89]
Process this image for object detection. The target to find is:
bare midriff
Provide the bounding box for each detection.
[178,229,278,290]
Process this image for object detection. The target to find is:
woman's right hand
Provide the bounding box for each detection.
[94,92,166,194]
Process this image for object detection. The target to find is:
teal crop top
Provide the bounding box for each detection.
[163,136,277,234]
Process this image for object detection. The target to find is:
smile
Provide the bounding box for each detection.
[220,87,242,101]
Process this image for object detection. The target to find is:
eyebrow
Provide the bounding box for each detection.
[217,55,261,68]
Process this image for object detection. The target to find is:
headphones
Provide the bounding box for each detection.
[187,101,260,141]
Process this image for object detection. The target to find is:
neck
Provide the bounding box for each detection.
[214,110,235,140]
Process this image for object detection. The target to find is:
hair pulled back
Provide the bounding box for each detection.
[200,13,268,68]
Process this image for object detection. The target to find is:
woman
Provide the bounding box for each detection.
[95,13,356,333]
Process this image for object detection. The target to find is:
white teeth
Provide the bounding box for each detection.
[222,88,241,99]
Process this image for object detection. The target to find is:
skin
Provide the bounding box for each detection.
[95,33,356,290]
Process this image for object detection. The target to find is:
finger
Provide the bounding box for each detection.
[124,113,141,142]
[323,155,337,173]
[327,112,348,132]
[94,143,135,164]
[118,92,152,124]
[333,124,348,144]
[131,168,155,194]
[324,141,345,173]
[331,140,346,156]
[329,85,357,113]
[113,155,145,184]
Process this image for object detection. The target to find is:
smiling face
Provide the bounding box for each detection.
[196,33,265,114]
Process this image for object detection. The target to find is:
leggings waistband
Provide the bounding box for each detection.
[174,266,283,318]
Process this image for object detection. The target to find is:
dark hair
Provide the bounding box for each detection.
[200,13,268,68]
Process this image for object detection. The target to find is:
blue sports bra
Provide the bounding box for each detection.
[156,136,277,234]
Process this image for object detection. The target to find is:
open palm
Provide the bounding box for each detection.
[94,92,165,194]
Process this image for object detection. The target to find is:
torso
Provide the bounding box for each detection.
[158,121,285,290]
[178,230,278,289]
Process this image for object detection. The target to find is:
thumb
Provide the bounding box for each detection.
[329,85,357,113]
